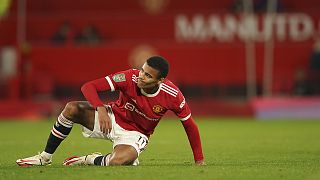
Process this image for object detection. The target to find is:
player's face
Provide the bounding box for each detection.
[137,63,163,91]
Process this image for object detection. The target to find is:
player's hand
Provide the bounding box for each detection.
[97,106,112,134]
[195,160,206,166]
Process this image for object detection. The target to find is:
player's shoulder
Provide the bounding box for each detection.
[109,69,139,84]
[131,68,140,75]
[160,79,182,98]
[128,69,139,77]
[116,68,139,80]
[121,68,139,76]
[162,79,179,90]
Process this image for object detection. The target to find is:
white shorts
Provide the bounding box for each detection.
[82,105,149,156]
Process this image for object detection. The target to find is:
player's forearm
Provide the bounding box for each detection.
[81,78,110,109]
[182,117,204,162]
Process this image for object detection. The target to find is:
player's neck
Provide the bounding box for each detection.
[142,85,160,94]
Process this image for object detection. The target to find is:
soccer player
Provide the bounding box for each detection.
[16,56,205,166]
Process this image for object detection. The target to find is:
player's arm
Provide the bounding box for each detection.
[181,116,205,165]
[81,78,110,108]
[81,77,112,134]
[173,91,205,165]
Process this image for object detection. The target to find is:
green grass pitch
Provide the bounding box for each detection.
[0,118,320,180]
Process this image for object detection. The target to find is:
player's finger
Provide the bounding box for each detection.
[107,121,112,133]
[104,123,109,134]
[100,121,107,134]
[100,123,104,133]
[105,122,110,134]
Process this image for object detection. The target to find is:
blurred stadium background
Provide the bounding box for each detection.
[0,0,320,120]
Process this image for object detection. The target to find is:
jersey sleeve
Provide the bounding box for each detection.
[171,91,191,121]
[171,89,204,162]
[181,116,204,162]
[81,77,111,109]
[104,69,134,92]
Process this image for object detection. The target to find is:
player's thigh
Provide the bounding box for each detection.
[110,144,138,165]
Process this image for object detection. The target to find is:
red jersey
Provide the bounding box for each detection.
[81,68,204,162]
[105,69,191,137]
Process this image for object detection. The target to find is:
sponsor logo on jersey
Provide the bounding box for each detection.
[125,102,160,121]
[152,105,164,114]
[112,73,126,82]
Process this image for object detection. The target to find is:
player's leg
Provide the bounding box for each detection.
[63,132,148,166]
[43,101,95,155]
[63,144,139,166]
[63,107,148,166]
[94,144,138,166]
[16,101,95,166]
[109,144,138,165]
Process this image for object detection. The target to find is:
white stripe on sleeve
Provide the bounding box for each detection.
[180,113,191,121]
[105,76,115,92]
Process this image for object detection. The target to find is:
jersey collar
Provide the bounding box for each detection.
[140,83,162,97]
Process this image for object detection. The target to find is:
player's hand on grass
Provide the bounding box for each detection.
[97,106,112,134]
[195,160,206,166]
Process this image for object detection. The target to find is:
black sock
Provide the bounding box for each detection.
[44,114,73,154]
[93,156,104,165]
[94,154,110,166]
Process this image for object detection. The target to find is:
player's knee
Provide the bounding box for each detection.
[63,101,81,119]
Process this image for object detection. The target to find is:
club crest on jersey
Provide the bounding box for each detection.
[153,105,164,114]
[112,73,126,82]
